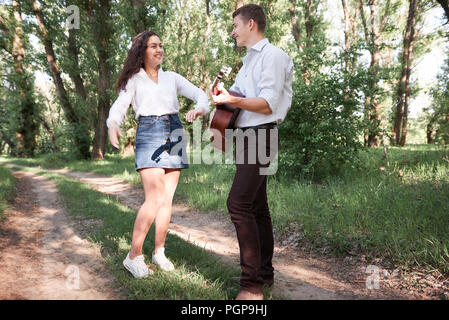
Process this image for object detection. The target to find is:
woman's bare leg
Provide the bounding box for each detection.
[129,167,166,259]
[154,168,181,253]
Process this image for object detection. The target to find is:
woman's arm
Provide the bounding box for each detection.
[107,78,136,148]
[106,78,136,128]
[172,72,209,122]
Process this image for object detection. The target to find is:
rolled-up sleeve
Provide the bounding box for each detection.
[173,72,209,115]
[257,51,286,113]
[106,78,136,128]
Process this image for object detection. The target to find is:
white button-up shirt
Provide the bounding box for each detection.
[106,68,209,128]
[230,38,293,128]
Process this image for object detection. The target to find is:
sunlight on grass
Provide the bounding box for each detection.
[118,236,131,252]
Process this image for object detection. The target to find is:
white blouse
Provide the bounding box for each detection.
[106,68,209,128]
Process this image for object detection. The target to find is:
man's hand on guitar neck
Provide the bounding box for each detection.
[210,85,272,115]
[211,86,238,106]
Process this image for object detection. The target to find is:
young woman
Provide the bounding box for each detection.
[107,30,209,278]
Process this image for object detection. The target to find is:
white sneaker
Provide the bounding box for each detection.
[152,248,175,271]
[123,252,153,278]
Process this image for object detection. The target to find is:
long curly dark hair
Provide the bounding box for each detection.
[115,30,160,93]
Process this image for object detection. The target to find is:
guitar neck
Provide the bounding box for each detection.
[211,66,231,91]
[211,76,221,90]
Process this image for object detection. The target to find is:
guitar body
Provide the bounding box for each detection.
[210,90,244,152]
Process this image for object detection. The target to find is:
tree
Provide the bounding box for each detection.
[358,0,382,147]
[0,1,39,157]
[86,0,115,160]
[392,0,418,146]
[28,0,91,158]
[391,0,437,146]
[429,51,449,144]
[288,0,324,85]
[65,0,87,101]
[341,0,352,86]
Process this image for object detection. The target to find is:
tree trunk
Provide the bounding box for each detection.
[392,0,417,146]
[358,0,370,146]
[31,0,91,158]
[159,0,169,33]
[11,0,38,157]
[304,0,313,41]
[359,0,381,147]
[367,0,381,147]
[288,0,313,84]
[67,28,87,100]
[89,0,113,160]
[303,0,313,84]
[399,56,413,146]
[341,0,354,107]
[64,0,87,101]
[349,2,359,101]
[288,0,302,52]
[130,0,148,34]
[342,0,350,76]
[200,0,211,130]
[426,121,435,144]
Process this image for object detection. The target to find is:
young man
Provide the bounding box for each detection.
[211,4,293,300]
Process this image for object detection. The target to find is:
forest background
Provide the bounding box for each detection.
[2,0,449,282]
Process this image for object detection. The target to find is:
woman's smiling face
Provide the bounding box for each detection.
[145,35,164,67]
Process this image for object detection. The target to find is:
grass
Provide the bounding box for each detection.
[2,143,449,275]
[10,166,279,300]
[0,165,16,221]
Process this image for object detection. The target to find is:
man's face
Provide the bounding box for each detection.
[231,15,251,47]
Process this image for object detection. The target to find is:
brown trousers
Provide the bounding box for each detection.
[226,125,278,293]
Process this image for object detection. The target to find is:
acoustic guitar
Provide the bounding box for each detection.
[209,66,244,152]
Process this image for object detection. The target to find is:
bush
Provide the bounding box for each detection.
[279,71,363,180]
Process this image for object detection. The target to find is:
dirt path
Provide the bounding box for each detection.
[0,170,121,300]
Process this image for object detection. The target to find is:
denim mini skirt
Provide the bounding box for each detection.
[135,113,189,171]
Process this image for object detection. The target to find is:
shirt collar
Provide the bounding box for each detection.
[243,39,269,64]
[249,38,269,52]
[138,67,164,76]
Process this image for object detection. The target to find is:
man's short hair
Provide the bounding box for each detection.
[232,4,266,33]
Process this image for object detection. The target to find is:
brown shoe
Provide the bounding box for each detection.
[236,290,264,300]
